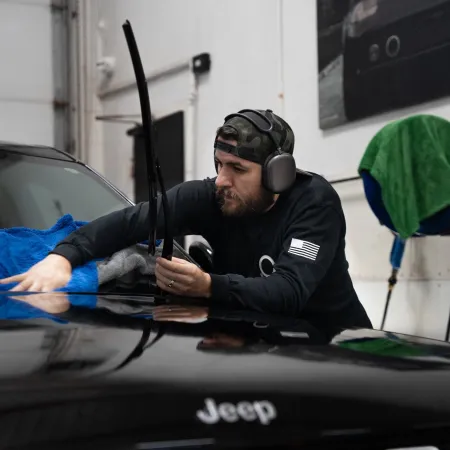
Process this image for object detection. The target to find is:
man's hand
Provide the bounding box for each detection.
[155,257,212,298]
[0,254,72,292]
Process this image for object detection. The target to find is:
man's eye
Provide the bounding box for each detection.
[233,167,245,173]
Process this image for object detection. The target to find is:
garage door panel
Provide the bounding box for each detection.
[0,101,53,146]
[0,2,53,101]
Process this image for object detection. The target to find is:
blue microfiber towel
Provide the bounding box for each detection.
[0,214,160,324]
[0,214,99,293]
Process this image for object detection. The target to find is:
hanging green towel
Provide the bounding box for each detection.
[358,114,450,238]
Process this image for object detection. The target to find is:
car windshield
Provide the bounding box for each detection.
[0,151,130,230]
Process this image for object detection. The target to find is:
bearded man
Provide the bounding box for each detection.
[0,109,372,330]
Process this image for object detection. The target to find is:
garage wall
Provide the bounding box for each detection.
[89,0,450,338]
[0,0,55,146]
[88,0,282,200]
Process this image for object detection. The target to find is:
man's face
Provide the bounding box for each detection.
[214,138,275,217]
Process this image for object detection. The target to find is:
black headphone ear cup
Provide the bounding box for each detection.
[263,153,296,193]
[262,153,275,191]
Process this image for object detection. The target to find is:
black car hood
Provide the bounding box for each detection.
[1,291,450,448]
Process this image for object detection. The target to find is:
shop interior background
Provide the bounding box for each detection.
[1,0,450,339]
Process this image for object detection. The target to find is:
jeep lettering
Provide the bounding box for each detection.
[196,398,276,425]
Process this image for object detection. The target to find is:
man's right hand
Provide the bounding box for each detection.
[0,254,72,292]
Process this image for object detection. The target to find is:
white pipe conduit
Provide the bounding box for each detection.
[97,59,191,100]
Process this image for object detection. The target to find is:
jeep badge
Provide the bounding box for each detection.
[196,398,277,425]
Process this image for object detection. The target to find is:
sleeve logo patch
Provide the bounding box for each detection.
[289,238,320,261]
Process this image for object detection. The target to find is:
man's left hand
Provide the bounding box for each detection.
[155,257,212,298]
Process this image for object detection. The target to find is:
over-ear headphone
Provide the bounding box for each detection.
[218,109,297,194]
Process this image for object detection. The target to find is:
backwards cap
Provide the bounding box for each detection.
[214,109,295,165]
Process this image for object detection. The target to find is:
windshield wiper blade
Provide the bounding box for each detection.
[122,20,173,260]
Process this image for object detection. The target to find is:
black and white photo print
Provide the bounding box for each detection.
[317,0,450,129]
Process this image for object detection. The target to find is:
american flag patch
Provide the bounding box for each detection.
[288,238,320,261]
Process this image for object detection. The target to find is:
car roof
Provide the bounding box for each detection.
[0,141,77,162]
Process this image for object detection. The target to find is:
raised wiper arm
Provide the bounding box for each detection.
[122,20,173,260]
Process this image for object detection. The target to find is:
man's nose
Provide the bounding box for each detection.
[215,168,232,188]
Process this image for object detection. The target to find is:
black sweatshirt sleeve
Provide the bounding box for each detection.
[50,179,217,268]
[208,203,343,316]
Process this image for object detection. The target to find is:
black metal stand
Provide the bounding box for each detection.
[446,310,450,342]
[328,175,361,185]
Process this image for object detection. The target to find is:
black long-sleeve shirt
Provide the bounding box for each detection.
[51,171,372,329]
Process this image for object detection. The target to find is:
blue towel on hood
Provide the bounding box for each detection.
[0,215,159,324]
[0,214,99,293]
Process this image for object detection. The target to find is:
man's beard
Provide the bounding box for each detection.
[215,186,275,217]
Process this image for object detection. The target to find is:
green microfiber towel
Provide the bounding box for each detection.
[358,114,450,239]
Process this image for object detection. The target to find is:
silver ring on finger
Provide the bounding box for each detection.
[167,279,175,288]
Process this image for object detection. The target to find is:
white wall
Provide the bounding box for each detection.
[0,0,54,146]
[90,0,283,199]
[90,0,450,339]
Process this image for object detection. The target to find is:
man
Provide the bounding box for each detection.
[0,109,372,329]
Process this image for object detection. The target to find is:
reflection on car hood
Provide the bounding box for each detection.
[1,291,450,447]
[347,0,450,36]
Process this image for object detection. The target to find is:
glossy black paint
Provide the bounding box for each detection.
[2,143,450,449]
[1,291,450,449]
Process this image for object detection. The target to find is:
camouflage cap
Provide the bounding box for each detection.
[214,109,295,165]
